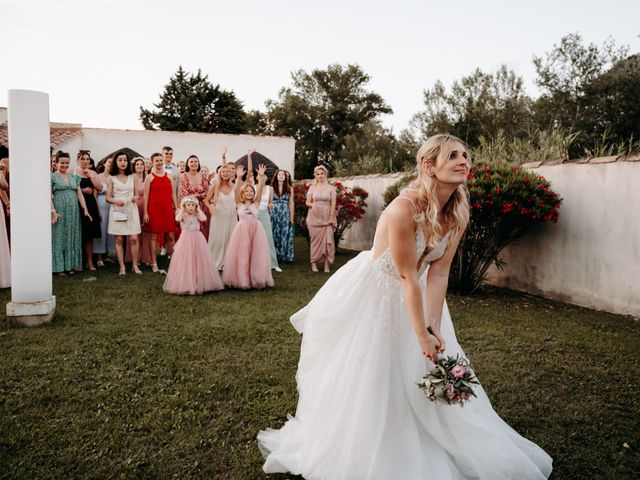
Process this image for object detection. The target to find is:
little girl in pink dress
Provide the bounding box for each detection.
[163,197,224,295]
[222,163,274,289]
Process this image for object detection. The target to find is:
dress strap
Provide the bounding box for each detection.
[397,195,419,213]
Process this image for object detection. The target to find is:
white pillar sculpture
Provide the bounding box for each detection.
[6,89,56,326]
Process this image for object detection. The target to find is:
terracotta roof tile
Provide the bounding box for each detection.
[0,124,82,149]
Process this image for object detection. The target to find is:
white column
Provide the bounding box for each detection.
[6,89,56,326]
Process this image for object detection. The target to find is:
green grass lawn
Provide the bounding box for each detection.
[1,237,639,479]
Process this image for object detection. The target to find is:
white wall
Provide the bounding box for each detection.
[333,173,405,251]
[485,160,640,317]
[59,128,296,176]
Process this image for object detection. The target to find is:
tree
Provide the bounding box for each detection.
[333,121,416,176]
[532,33,629,148]
[140,66,247,134]
[412,65,533,147]
[579,53,640,148]
[263,64,392,178]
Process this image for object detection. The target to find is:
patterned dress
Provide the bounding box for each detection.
[271,191,294,262]
[51,173,82,272]
[179,173,210,240]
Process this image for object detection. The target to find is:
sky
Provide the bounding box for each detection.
[1,0,639,134]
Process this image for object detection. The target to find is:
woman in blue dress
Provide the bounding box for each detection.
[270,169,294,263]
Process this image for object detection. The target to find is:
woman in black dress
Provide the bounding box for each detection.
[76,150,103,271]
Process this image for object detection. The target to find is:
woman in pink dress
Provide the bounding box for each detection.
[222,162,274,290]
[306,165,337,273]
[126,157,152,266]
[163,196,223,295]
[179,155,210,240]
[0,164,10,289]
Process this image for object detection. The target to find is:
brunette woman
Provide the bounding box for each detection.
[50,152,93,275]
[271,169,295,263]
[75,150,102,271]
[179,155,210,240]
[106,150,142,275]
[126,157,152,266]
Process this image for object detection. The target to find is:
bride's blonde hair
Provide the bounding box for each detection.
[404,133,470,250]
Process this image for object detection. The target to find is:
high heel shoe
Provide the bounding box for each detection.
[133,266,142,275]
[151,263,160,273]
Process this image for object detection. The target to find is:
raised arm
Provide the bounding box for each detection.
[254,164,267,206]
[221,145,227,165]
[234,164,246,204]
[425,213,469,352]
[288,185,295,223]
[387,200,440,362]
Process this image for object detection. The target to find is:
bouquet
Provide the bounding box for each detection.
[417,354,479,406]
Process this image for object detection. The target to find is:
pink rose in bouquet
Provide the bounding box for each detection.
[417,354,479,407]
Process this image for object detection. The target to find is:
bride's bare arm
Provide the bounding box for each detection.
[387,202,440,362]
[425,214,469,352]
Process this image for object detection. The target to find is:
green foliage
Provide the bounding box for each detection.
[412,65,533,147]
[473,128,579,165]
[532,33,631,155]
[140,66,247,134]
[262,64,392,178]
[1,246,639,479]
[333,121,416,176]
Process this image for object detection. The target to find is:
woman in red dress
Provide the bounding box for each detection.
[144,152,177,273]
[179,155,211,240]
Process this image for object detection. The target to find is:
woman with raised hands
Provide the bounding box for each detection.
[222,162,273,290]
[206,163,237,271]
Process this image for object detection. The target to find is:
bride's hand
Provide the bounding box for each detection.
[421,334,441,363]
[431,329,446,353]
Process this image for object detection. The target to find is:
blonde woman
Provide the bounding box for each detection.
[206,163,237,270]
[305,165,336,272]
[259,134,552,479]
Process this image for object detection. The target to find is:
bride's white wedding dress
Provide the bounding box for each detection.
[258,218,552,479]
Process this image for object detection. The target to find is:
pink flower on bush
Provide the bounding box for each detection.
[451,365,467,379]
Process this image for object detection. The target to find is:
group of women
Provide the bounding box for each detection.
[41,147,337,284]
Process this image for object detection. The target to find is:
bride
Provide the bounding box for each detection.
[258,134,553,479]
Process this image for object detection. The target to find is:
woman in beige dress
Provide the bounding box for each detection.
[306,165,336,273]
[206,163,237,270]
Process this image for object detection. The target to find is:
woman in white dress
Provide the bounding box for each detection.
[258,134,552,479]
[106,151,142,276]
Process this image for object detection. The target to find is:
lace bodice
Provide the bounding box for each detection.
[373,229,451,280]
